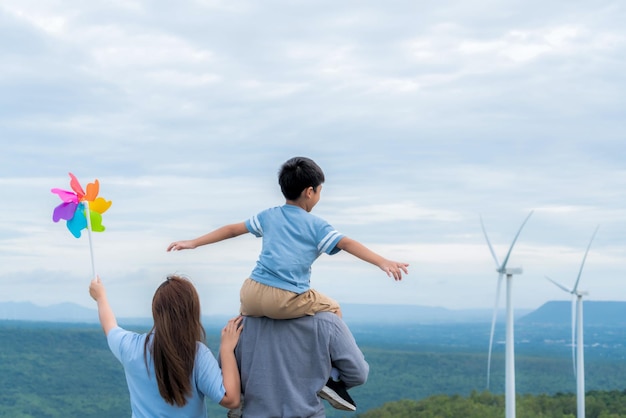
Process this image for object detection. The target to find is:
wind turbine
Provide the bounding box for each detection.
[481,210,533,418]
[545,225,599,418]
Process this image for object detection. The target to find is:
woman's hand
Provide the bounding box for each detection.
[221,316,244,351]
[89,276,106,301]
[88,276,118,335]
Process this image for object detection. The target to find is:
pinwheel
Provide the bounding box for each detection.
[51,172,112,277]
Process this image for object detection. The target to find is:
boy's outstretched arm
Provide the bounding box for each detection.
[336,237,409,281]
[89,277,118,336]
[167,222,248,252]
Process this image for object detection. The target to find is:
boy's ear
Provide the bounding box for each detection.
[303,186,314,199]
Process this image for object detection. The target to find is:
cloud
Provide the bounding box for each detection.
[1,0,625,315]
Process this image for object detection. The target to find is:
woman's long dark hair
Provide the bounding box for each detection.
[144,275,206,406]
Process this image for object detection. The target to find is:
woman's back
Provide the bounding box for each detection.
[90,274,242,417]
[107,327,226,418]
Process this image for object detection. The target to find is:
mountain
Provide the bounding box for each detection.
[0,301,530,324]
[0,301,99,323]
[519,300,626,326]
[334,303,532,324]
[4,300,625,325]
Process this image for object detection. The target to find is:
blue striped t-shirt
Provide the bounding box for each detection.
[245,204,344,293]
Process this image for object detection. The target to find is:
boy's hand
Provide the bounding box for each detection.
[167,240,195,251]
[89,276,106,301]
[380,261,409,281]
[221,316,244,351]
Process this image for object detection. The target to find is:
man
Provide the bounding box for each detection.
[232,312,369,418]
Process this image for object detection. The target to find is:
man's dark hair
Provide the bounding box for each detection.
[278,157,325,200]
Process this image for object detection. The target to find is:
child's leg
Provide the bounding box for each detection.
[319,375,356,411]
[288,287,341,317]
[239,280,354,410]
[239,278,340,319]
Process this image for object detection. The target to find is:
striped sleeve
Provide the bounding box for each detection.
[318,230,343,255]
[245,215,263,237]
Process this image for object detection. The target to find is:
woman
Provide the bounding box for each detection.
[89,275,242,417]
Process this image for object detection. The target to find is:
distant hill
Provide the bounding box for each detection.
[5,300,625,326]
[0,301,180,327]
[339,303,532,324]
[519,301,626,326]
[1,301,532,324]
[0,301,99,323]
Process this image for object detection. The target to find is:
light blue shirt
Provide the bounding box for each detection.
[107,326,226,418]
[245,204,344,293]
[235,313,369,418]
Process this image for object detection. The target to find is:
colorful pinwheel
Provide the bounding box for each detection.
[51,173,112,279]
[51,173,112,238]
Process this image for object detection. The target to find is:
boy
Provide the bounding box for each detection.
[168,156,408,410]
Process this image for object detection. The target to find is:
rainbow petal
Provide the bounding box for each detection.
[69,173,85,200]
[89,196,112,214]
[89,210,105,232]
[84,179,100,202]
[67,205,87,238]
[51,188,79,203]
[52,201,78,222]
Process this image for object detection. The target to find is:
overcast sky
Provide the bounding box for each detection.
[1,0,625,317]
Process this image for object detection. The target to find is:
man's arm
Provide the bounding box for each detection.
[328,315,369,388]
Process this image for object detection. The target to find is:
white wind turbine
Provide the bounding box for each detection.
[481,210,533,418]
[545,225,599,418]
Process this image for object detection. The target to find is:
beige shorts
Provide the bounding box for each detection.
[239,278,340,319]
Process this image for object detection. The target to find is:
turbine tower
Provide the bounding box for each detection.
[481,210,533,418]
[545,225,599,418]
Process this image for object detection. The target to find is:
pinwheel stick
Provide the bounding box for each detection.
[84,200,97,279]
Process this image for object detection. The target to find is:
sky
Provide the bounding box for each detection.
[1,0,625,318]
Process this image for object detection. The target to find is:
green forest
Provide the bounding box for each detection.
[357,390,626,418]
[1,320,625,417]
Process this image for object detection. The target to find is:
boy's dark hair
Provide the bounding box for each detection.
[279,157,325,200]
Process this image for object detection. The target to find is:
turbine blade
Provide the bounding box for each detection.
[545,275,572,293]
[573,225,599,292]
[501,210,534,269]
[487,272,503,388]
[480,215,501,269]
[571,296,577,377]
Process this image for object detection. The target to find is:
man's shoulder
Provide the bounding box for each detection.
[312,311,340,322]
[243,312,341,328]
[313,312,349,333]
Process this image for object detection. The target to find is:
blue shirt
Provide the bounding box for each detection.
[107,326,226,418]
[235,313,369,418]
[245,204,344,293]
